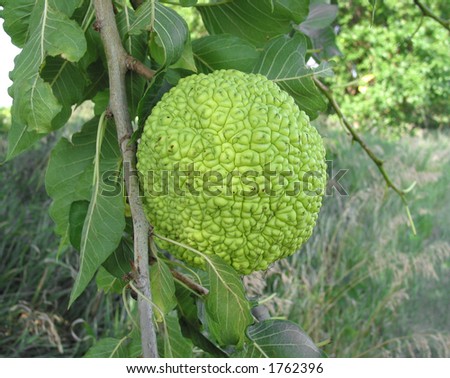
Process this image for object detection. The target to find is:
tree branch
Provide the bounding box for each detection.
[125,55,156,81]
[93,0,158,358]
[314,77,417,234]
[170,269,209,296]
[413,0,450,31]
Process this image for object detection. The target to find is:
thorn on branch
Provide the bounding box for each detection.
[92,20,102,32]
[105,107,114,119]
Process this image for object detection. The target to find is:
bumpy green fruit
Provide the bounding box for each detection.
[137,70,326,274]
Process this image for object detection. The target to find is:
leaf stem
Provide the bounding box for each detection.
[313,77,417,235]
[93,0,158,358]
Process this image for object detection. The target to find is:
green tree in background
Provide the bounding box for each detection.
[332,0,450,135]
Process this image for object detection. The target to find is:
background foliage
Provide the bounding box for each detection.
[331,0,450,135]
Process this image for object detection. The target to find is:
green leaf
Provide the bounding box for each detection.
[192,34,259,73]
[175,283,228,357]
[1,0,83,47]
[298,1,341,59]
[204,255,253,347]
[84,336,140,358]
[1,0,35,47]
[46,119,98,238]
[136,72,168,130]
[130,2,189,68]
[9,0,87,91]
[179,316,228,357]
[151,260,177,321]
[314,60,335,78]
[160,313,193,358]
[41,57,87,128]
[69,119,125,306]
[78,20,103,71]
[4,119,41,163]
[19,78,63,133]
[50,0,84,16]
[299,1,337,31]
[102,238,134,279]
[197,0,310,47]
[42,56,87,104]
[170,36,197,72]
[243,319,321,358]
[83,61,109,103]
[93,91,111,117]
[175,284,199,325]
[253,32,326,119]
[69,200,90,251]
[96,266,127,294]
[305,26,341,60]
[4,0,87,160]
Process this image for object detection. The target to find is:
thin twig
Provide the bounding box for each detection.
[413,0,450,31]
[93,0,158,358]
[125,55,155,80]
[313,77,417,235]
[170,269,209,296]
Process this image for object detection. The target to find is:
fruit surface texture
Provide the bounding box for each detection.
[137,69,326,274]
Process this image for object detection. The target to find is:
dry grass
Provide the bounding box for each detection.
[245,128,450,357]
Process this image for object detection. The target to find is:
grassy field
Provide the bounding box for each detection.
[1,124,449,357]
[247,126,450,357]
[0,111,129,357]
